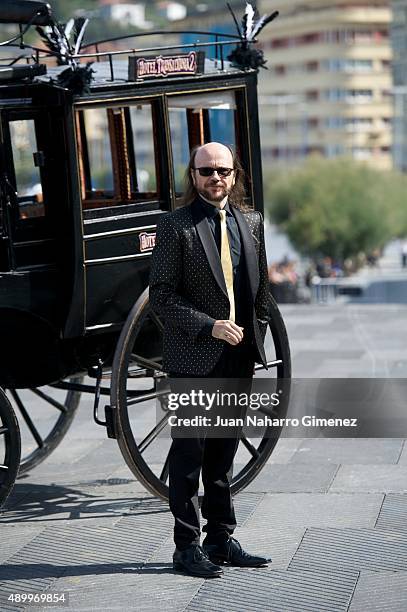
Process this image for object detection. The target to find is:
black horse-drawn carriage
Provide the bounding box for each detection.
[0,0,290,507]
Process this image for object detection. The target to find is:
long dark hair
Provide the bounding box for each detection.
[178,144,252,211]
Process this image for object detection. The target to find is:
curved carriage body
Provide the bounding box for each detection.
[0,1,291,506]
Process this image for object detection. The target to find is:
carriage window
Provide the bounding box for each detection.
[168,91,237,196]
[9,120,45,219]
[76,102,158,209]
[169,108,189,194]
[129,105,157,193]
[79,108,114,193]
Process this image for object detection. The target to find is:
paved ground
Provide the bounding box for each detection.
[1,302,407,611]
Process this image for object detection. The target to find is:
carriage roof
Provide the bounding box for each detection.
[0,41,257,102]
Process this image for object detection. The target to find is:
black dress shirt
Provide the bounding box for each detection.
[196,195,251,337]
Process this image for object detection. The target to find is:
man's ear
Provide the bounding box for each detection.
[191,169,196,186]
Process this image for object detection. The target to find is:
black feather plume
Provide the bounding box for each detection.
[55,62,95,95]
[226,2,279,70]
[227,46,267,70]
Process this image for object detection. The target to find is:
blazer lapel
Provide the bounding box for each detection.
[191,199,228,299]
[232,206,259,302]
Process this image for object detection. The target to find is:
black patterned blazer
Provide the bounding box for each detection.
[149,197,272,375]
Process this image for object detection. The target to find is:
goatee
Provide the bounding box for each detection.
[200,186,230,202]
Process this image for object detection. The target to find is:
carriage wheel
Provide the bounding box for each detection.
[0,388,21,507]
[5,380,81,476]
[111,288,291,500]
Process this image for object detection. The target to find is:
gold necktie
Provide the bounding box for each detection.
[219,209,235,322]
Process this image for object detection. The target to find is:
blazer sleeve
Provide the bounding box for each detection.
[254,212,272,338]
[149,214,216,341]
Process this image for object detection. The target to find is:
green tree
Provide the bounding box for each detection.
[264,156,404,263]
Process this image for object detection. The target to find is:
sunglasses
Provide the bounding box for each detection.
[193,167,234,177]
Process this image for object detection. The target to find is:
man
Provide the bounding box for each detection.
[149,142,271,578]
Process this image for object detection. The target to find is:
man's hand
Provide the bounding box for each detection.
[212,320,244,345]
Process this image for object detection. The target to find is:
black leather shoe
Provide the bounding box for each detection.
[173,545,224,578]
[203,537,271,567]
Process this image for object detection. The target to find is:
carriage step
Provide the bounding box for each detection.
[104,405,117,439]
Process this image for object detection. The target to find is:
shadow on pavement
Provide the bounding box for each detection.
[0,562,177,581]
[0,483,169,523]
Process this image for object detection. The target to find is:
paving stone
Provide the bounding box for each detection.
[0,509,172,609]
[249,493,383,530]
[349,571,407,611]
[291,439,403,465]
[186,568,358,612]
[52,570,202,612]
[375,494,407,531]
[232,525,305,570]
[330,465,407,493]
[238,463,338,493]
[0,525,45,564]
[289,527,407,573]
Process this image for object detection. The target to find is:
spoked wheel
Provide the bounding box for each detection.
[4,379,82,476]
[111,288,291,501]
[0,387,21,507]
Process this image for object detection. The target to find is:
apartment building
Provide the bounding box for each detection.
[257,0,393,168]
[391,0,407,170]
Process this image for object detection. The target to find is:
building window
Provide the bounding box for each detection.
[346,90,374,102]
[325,117,345,129]
[326,144,345,157]
[325,58,373,72]
[306,90,319,101]
[306,61,319,72]
[307,118,320,128]
[325,89,345,101]
[345,118,373,131]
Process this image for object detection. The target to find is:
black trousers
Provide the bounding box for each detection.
[168,343,255,550]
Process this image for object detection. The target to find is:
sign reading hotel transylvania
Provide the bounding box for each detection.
[129,51,205,80]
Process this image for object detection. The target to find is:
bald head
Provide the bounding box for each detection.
[194,142,234,168]
[191,142,236,206]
